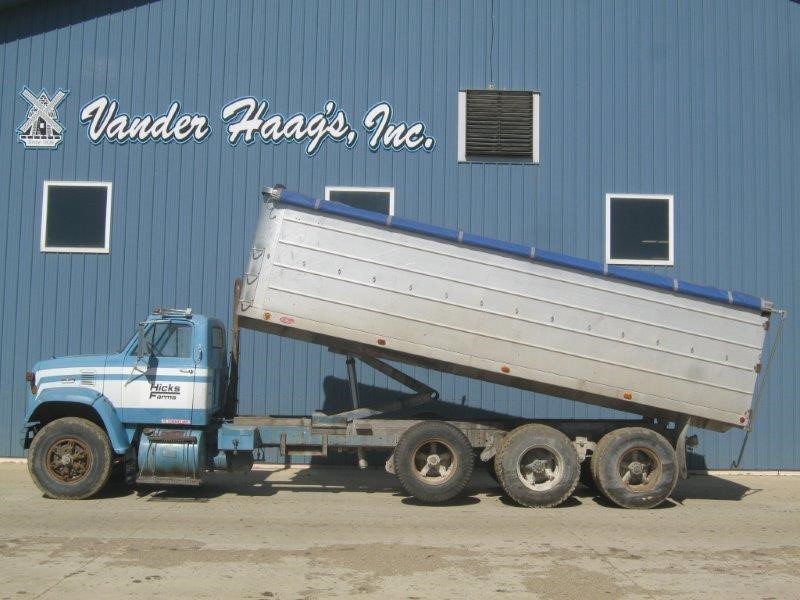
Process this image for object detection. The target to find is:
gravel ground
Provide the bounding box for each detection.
[0,462,798,599]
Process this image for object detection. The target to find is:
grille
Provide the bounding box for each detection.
[465,90,534,159]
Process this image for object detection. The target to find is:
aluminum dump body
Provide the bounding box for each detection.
[238,188,772,432]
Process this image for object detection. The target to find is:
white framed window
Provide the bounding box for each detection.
[324,186,395,216]
[41,181,112,253]
[458,90,540,164]
[605,194,674,266]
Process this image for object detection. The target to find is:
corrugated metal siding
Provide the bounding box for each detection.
[0,0,797,468]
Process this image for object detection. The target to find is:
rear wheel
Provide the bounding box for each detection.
[394,421,474,503]
[593,427,678,509]
[27,417,112,499]
[494,424,579,508]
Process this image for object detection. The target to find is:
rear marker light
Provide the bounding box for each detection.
[500,366,510,374]
[377,339,386,346]
[623,392,633,400]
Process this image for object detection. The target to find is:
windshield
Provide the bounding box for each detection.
[134,322,193,358]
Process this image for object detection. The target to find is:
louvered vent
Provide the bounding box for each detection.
[80,371,96,387]
[465,90,534,159]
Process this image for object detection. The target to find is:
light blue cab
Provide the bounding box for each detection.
[21,309,233,496]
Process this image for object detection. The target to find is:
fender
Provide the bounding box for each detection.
[27,387,131,454]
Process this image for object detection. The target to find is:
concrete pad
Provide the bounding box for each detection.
[0,463,798,599]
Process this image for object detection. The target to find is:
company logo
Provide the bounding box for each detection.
[17,85,437,154]
[149,382,182,401]
[18,87,68,149]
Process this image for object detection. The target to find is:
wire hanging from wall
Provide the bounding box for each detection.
[488,0,496,89]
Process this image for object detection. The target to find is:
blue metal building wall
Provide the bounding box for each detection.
[0,0,797,468]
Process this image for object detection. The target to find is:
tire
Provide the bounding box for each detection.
[493,424,579,508]
[394,421,474,503]
[27,417,113,500]
[593,427,678,509]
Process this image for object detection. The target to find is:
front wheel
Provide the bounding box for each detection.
[28,417,113,499]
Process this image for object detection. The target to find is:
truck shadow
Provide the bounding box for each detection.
[127,467,498,504]
[129,467,403,502]
[313,376,523,467]
[320,376,517,423]
[105,468,755,508]
[671,474,758,502]
[577,474,756,509]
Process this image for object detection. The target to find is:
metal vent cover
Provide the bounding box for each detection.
[80,371,96,387]
[465,90,534,159]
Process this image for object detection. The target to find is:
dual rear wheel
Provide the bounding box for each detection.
[493,424,580,508]
[491,425,678,509]
[590,427,678,509]
[394,421,678,509]
[394,422,583,508]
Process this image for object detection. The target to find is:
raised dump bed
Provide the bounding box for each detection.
[239,187,773,433]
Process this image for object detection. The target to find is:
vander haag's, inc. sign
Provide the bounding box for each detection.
[18,90,436,155]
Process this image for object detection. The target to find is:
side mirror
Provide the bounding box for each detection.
[136,323,147,360]
[194,344,204,365]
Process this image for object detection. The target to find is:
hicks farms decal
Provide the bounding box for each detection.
[18,87,436,154]
[149,382,182,401]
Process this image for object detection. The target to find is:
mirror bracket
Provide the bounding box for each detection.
[136,322,147,360]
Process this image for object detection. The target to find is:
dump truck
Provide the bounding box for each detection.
[20,186,779,509]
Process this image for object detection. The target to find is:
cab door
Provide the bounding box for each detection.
[121,320,197,426]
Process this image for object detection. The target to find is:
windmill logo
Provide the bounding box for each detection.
[18,87,68,149]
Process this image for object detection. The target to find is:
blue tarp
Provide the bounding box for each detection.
[274,189,768,313]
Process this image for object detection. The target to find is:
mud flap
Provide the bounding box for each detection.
[675,417,691,479]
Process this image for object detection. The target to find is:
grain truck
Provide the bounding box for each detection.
[20,186,779,509]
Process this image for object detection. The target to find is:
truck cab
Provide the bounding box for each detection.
[21,309,229,499]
